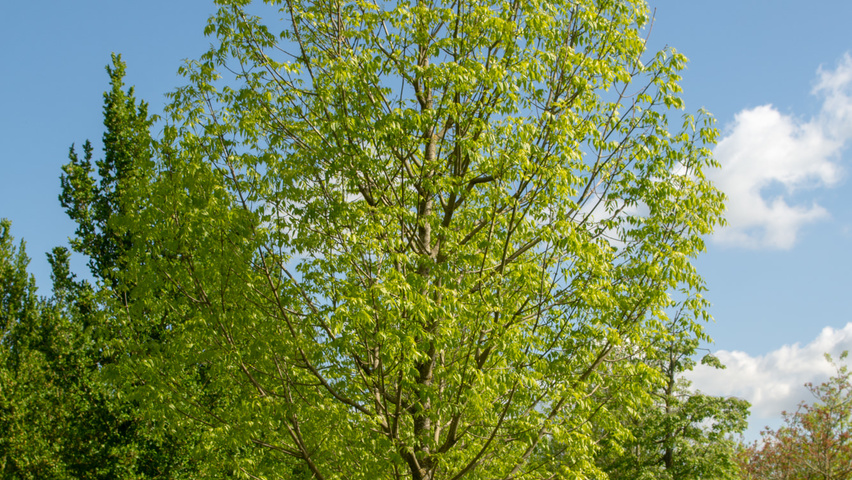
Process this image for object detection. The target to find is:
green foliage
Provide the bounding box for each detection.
[0,56,202,479]
[594,312,749,479]
[739,352,852,480]
[60,53,154,286]
[0,219,42,476]
[0,219,39,366]
[116,0,727,478]
[1,243,182,479]
[0,231,200,479]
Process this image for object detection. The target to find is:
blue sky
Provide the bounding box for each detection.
[2,1,851,441]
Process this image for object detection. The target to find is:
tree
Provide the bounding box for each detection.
[61,53,154,289]
[0,57,205,479]
[0,221,115,478]
[47,54,205,479]
[119,0,726,478]
[0,220,202,479]
[1,243,188,479]
[595,312,749,480]
[0,219,45,477]
[0,220,39,369]
[738,352,852,480]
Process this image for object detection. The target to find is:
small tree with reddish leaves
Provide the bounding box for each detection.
[738,352,852,480]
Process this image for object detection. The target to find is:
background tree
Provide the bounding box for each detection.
[57,54,208,478]
[595,310,749,480]
[0,219,46,477]
[738,352,852,480]
[60,53,153,290]
[0,238,196,479]
[0,56,206,479]
[119,0,726,478]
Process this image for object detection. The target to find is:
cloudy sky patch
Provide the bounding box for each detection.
[688,323,852,437]
[711,54,852,249]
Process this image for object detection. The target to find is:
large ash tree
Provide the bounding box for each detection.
[119,0,726,478]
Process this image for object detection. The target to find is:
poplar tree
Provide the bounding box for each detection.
[0,55,202,479]
[61,53,153,290]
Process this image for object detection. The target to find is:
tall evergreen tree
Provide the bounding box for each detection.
[0,56,202,479]
[60,53,153,290]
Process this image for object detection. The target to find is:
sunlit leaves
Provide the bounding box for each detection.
[122,0,725,478]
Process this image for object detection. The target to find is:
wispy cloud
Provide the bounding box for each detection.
[711,54,852,249]
[688,323,852,423]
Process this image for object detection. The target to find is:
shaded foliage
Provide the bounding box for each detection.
[0,56,202,479]
[594,316,749,480]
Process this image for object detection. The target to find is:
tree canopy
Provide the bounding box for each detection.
[0,56,201,480]
[595,314,749,480]
[107,0,727,478]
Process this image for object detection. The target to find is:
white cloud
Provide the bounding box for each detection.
[687,323,852,425]
[711,54,852,249]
